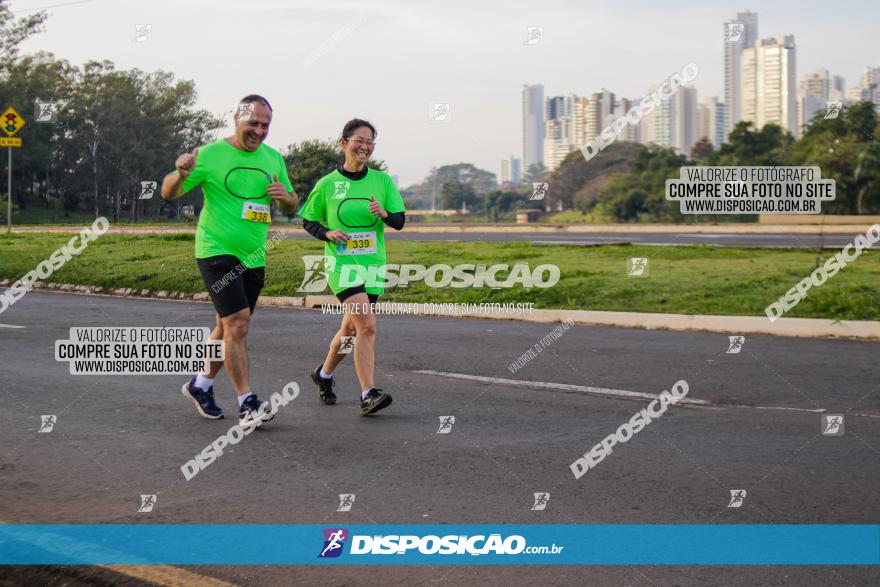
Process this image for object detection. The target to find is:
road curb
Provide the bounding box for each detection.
[6,281,877,341]
[301,296,879,340]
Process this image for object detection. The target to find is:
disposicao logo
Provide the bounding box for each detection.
[319,528,348,558]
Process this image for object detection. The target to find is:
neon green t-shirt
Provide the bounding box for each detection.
[299,168,406,295]
[177,139,293,268]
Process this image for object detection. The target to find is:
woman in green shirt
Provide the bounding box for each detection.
[299,119,406,416]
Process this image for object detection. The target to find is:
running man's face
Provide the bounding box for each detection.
[339,126,375,165]
[235,102,272,152]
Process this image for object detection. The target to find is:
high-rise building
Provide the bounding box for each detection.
[698,97,726,147]
[697,103,709,145]
[856,66,880,108]
[522,84,545,172]
[797,69,838,136]
[544,95,579,171]
[640,84,696,155]
[741,35,797,134]
[501,156,522,185]
[615,97,639,143]
[576,89,618,149]
[723,10,758,139]
[831,76,846,101]
[674,86,698,155]
[511,156,522,183]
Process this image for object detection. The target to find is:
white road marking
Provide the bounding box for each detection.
[415,370,830,414]
[414,370,711,405]
[0,324,26,329]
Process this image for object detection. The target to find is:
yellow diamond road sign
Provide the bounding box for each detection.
[2,106,25,137]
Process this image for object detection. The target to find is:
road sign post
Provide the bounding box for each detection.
[2,106,26,233]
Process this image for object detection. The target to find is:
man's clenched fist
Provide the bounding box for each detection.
[175,148,199,178]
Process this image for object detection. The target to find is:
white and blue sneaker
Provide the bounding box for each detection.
[239,394,275,428]
[181,378,223,419]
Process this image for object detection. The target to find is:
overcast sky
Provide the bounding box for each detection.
[12,0,880,186]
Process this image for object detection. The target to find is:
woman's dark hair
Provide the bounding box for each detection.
[341,118,377,140]
[239,94,273,113]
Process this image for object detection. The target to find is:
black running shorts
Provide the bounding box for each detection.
[197,255,265,317]
[336,285,379,305]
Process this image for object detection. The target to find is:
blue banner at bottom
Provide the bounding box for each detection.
[0,525,877,565]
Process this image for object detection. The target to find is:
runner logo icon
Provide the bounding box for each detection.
[319,528,348,558]
[727,489,746,508]
[38,415,57,433]
[726,336,745,354]
[531,492,550,510]
[298,255,335,293]
[337,494,355,512]
[333,181,351,199]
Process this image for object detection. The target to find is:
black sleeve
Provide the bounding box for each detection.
[302,219,330,241]
[383,211,405,230]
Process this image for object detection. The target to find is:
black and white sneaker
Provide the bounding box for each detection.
[360,388,392,416]
[311,365,337,405]
[181,378,223,419]
[239,394,274,428]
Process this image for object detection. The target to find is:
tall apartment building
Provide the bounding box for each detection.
[640,85,697,154]
[674,86,698,156]
[797,68,843,136]
[723,10,758,138]
[854,66,880,108]
[697,97,726,147]
[740,35,797,134]
[501,158,511,184]
[510,156,522,183]
[522,84,545,171]
[543,95,578,171]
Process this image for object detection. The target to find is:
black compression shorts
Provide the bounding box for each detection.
[336,285,379,304]
[197,255,265,317]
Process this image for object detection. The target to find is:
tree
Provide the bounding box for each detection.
[690,137,714,161]
[403,163,496,208]
[789,101,880,213]
[593,145,689,222]
[0,0,47,68]
[547,142,642,212]
[523,162,548,185]
[439,180,477,210]
[483,189,529,221]
[707,121,792,166]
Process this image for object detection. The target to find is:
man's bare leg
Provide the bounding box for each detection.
[201,313,225,378]
[220,307,252,396]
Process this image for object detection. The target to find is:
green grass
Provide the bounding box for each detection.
[1,232,878,320]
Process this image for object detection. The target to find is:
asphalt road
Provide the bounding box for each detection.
[1,292,878,586]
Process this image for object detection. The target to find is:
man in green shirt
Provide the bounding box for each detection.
[161,95,297,428]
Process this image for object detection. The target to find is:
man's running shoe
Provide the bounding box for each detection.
[181,378,223,419]
[239,394,275,428]
[360,388,392,416]
[311,365,337,405]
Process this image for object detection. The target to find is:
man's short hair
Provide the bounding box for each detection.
[239,94,273,113]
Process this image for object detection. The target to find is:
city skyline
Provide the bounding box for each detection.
[529,8,878,175]
[12,0,880,187]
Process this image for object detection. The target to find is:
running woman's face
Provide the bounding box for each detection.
[235,102,272,152]
[340,126,375,165]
